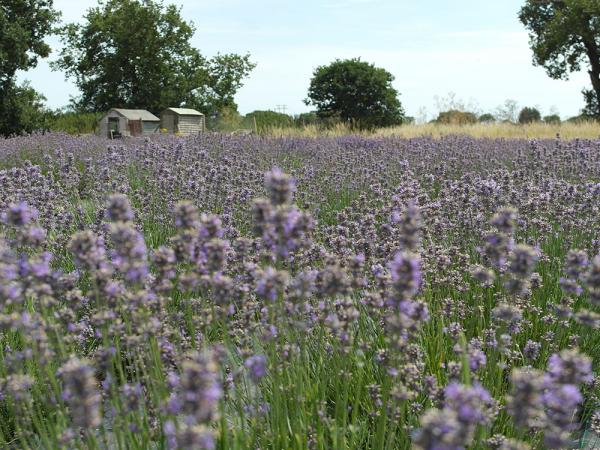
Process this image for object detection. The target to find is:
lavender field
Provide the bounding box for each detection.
[1,132,600,449]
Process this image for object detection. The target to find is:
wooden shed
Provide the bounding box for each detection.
[98,109,160,138]
[160,108,205,135]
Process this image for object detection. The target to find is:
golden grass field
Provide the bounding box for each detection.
[264,121,600,140]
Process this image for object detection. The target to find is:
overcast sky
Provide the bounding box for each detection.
[18,0,591,120]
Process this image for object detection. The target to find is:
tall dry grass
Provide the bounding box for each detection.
[264,121,600,140]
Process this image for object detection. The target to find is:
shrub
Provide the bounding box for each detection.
[245,110,294,132]
[543,114,561,125]
[294,111,320,127]
[518,107,541,124]
[436,110,478,125]
[47,111,102,134]
[479,113,496,123]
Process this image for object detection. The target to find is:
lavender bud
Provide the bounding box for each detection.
[58,357,101,430]
[106,194,134,222]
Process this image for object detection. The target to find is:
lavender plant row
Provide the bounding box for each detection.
[1,132,600,449]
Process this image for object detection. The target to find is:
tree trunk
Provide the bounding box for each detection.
[588,69,600,116]
[582,28,600,116]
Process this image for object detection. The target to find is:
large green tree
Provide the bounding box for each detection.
[305,58,404,129]
[0,81,50,135]
[0,0,60,85]
[0,0,59,135]
[519,0,600,117]
[53,0,255,114]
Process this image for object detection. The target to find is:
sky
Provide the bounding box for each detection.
[18,0,592,120]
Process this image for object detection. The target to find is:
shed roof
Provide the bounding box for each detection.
[111,109,160,121]
[162,107,204,116]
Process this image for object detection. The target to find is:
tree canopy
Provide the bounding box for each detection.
[0,0,59,135]
[305,58,404,129]
[518,106,542,124]
[0,0,60,85]
[53,0,255,114]
[519,0,600,117]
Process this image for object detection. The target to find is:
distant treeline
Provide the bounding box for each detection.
[41,106,597,137]
[433,108,595,126]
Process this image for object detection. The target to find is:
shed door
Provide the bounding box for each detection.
[108,117,119,138]
[128,119,142,136]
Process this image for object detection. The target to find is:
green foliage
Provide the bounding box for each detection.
[184,53,256,114]
[246,110,293,132]
[582,87,600,117]
[519,0,600,117]
[206,106,246,132]
[478,113,496,123]
[567,113,597,123]
[52,0,255,114]
[0,0,60,85]
[0,0,59,136]
[294,111,320,127]
[0,80,50,136]
[518,106,542,124]
[47,111,102,134]
[305,58,404,129]
[543,114,562,124]
[436,109,478,125]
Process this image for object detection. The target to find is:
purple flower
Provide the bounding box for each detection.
[444,382,494,426]
[389,251,421,302]
[106,194,134,222]
[244,355,267,383]
[546,349,593,386]
[2,202,38,226]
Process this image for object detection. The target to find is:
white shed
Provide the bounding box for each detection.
[160,108,205,135]
[98,109,160,138]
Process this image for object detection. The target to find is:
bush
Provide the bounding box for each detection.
[246,110,294,132]
[543,114,561,125]
[0,81,51,136]
[207,106,243,132]
[294,111,320,127]
[47,111,102,134]
[518,107,541,124]
[567,113,597,124]
[478,113,496,123]
[436,110,478,125]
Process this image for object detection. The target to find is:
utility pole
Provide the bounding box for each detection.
[275,104,288,114]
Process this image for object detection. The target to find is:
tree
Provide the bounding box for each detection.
[0,0,59,135]
[246,110,293,132]
[0,0,60,85]
[519,0,600,117]
[305,58,404,129]
[53,0,255,114]
[479,113,496,123]
[0,81,50,135]
[495,99,520,123]
[435,110,478,125]
[294,111,319,127]
[518,106,542,124]
[543,114,562,124]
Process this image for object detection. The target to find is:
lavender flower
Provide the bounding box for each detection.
[180,350,222,424]
[244,355,267,383]
[58,357,101,430]
[2,202,38,227]
[109,222,148,284]
[265,167,295,206]
[106,193,134,222]
[389,251,421,302]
